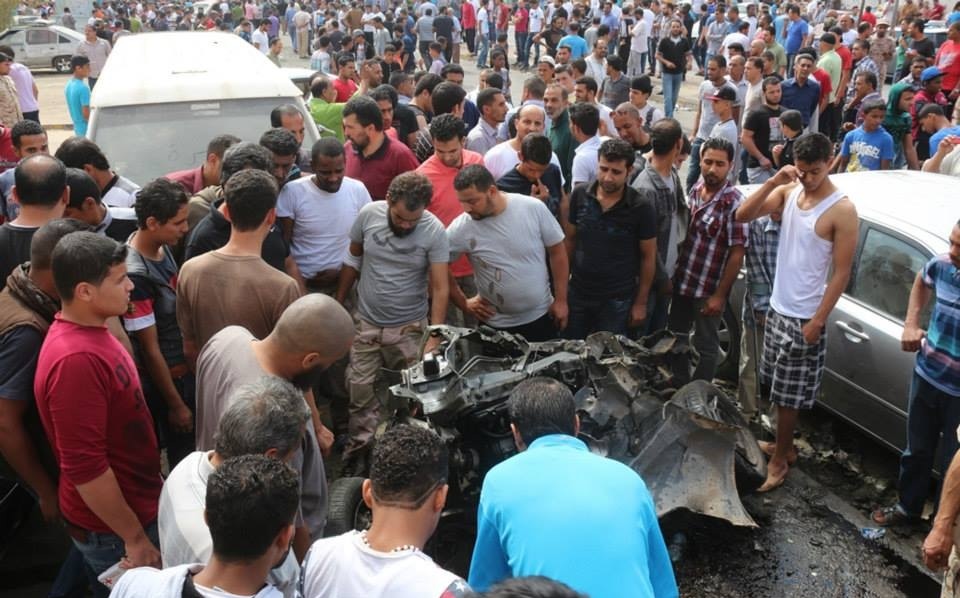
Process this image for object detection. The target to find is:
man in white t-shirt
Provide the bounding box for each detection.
[528,1,545,64]
[276,138,371,292]
[448,164,568,341]
[299,425,469,598]
[569,102,607,187]
[158,377,307,598]
[113,455,298,598]
[484,104,565,182]
[252,20,271,54]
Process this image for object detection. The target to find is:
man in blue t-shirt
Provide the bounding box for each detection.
[784,5,810,70]
[557,22,589,58]
[839,99,894,171]
[64,56,91,137]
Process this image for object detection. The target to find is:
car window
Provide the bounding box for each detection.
[0,31,25,45]
[26,29,56,44]
[59,34,74,44]
[849,227,930,324]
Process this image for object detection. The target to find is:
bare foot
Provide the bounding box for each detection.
[757,460,789,493]
[758,440,798,465]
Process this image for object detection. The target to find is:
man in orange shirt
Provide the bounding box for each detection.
[415,114,484,327]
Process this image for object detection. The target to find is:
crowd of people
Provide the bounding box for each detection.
[4,0,960,595]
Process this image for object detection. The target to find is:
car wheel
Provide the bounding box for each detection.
[714,302,741,382]
[323,476,371,537]
[53,55,71,73]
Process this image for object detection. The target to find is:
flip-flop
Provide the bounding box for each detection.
[758,440,798,465]
[757,466,788,493]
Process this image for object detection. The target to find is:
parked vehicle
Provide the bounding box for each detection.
[0,24,84,72]
[729,171,951,454]
[88,31,319,185]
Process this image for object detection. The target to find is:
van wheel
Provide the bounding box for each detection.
[53,56,71,73]
[324,477,370,537]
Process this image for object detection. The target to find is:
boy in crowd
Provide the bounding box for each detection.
[838,98,895,172]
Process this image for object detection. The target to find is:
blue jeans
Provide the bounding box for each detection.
[515,32,528,65]
[72,521,159,598]
[476,34,489,67]
[686,137,705,194]
[48,546,88,598]
[662,72,682,118]
[564,287,635,339]
[897,373,960,516]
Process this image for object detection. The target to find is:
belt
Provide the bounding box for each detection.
[306,268,341,287]
[64,520,91,544]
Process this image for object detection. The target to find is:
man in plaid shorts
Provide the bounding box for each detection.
[735,133,859,492]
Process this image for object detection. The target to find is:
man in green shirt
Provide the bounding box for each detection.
[308,76,346,142]
[544,82,577,190]
[763,26,787,77]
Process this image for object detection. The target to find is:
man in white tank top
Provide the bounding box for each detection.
[735,132,859,492]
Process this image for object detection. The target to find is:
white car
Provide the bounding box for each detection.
[0,24,84,72]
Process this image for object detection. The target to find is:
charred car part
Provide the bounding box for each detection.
[326,326,766,537]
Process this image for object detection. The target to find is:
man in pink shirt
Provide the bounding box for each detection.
[416,114,483,326]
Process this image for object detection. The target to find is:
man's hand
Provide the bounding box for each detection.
[530,179,550,201]
[801,320,823,344]
[423,333,442,354]
[629,301,647,327]
[937,135,960,156]
[758,156,772,170]
[168,403,193,434]
[771,144,784,161]
[700,294,725,317]
[38,490,60,523]
[316,422,335,457]
[770,164,798,186]
[922,525,953,571]
[466,295,496,321]
[549,298,568,330]
[121,534,161,569]
[901,324,926,352]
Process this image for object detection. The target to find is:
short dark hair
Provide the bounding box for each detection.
[336,54,354,68]
[453,164,496,192]
[311,76,332,98]
[343,95,384,131]
[486,72,505,90]
[793,132,833,164]
[65,167,101,209]
[11,120,44,149]
[386,171,432,212]
[369,424,448,507]
[14,155,66,207]
[310,137,345,163]
[568,102,600,137]
[258,127,300,158]
[507,377,576,446]
[476,87,504,113]
[430,82,467,115]
[133,177,188,228]
[853,38,871,52]
[575,76,598,95]
[69,55,89,70]
[778,109,803,131]
[429,113,466,142]
[856,70,878,89]
[631,74,653,94]
[598,138,635,170]
[414,73,443,97]
[205,455,299,562]
[919,103,946,119]
[651,118,683,156]
[522,76,547,99]
[220,142,274,185]
[52,231,127,301]
[30,218,91,271]
[519,134,553,165]
[861,98,886,115]
[761,75,781,93]
[207,134,241,159]
[570,58,587,75]
[369,84,398,108]
[709,54,727,69]
[268,105,299,130]
[223,169,278,232]
[389,71,413,89]
[701,136,735,162]
[440,63,464,79]
[54,137,110,171]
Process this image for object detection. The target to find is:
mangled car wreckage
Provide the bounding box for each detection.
[326,325,767,542]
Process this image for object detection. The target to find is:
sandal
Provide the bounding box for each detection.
[871,505,918,527]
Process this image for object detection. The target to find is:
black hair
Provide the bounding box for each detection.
[519,134,553,165]
[440,63,464,79]
[222,169,278,232]
[369,424,448,507]
[219,142,274,185]
[11,120,44,149]
[54,136,110,171]
[133,177,188,229]
[414,72,443,97]
[701,136,735,162]
[206,455,299,562]
[386,171,433,211]
[52,231,127,301]
[369,84,398,108]
[258,128,300,158]
[14,154,66,208]
[568,102,600,137]
[69,55,89,70]
[343,95,384,131]
[507,377,577,446]
[631,74,653,94]
[793,132,833,164]
[453,164,496,192]
[430,82,467,116]
[65,167,101,209]
[853,38,871,52]
[30,218,91,271]
[522,76,547,100]
[269,104,302,128]
[856,70,878,89]
[575,76,599,95]
[389,71,413,89]
[311,76,332,98]
[598,137,635,170]
[486,72,505,90]
[919,103,946,119]
[709,54,727,69]
[570,58,587,76]
[778,109,803,132]
[861,98,886,115]
[429,113,466,142]
[337,53,354,68]
[476,87,504,113]
[207,134,242,159]
[606,55,625,73]
[310,137,345,163]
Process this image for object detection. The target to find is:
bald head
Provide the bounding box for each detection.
[270,295,355,363]
[14,154,67,208]
[518,103,546,121]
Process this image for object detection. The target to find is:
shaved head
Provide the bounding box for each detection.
[270,294,355,362]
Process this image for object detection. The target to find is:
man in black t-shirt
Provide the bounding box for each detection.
[560,138,657,339]
[898,17,936,80]
[742,76,784,184]
[495,133,564,220]
[0,155,67,290]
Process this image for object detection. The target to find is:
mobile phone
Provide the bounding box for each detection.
[97,561,127,589]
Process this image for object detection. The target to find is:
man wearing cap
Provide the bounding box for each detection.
[0,53,21,128]
[537,55,557,85]
[707,86,741,184]
[912,67,950,161]
[870,22,896,90]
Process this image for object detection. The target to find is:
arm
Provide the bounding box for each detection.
[734,167,793,221]
[632,237,657,326]
[132,326,192,433]
[335,241,363,304]
[923,135,960,172]
[802,201,858,343]
[75,469,160,568]
[279,216,294,244]
[703,244,745,316]
[428,262,449,325]
[691,101,702,140]
[284,255,306,295]
[924,448,960,571]
[304,388,333,456]
[880,158,891,170]
[82,105,90,122]
[741,128,771,168]
[546,241,569,330]
[447,267,469,312]
[0,398,59,522]
[902,272,934,350]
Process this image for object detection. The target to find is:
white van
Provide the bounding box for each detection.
[88,31,319,184]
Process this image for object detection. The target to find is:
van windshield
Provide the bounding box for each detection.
[89,98,319,185]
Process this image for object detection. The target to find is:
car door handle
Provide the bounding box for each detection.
[835,321,870,341]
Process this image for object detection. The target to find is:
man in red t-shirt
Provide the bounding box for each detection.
[936,22,960,107]
[34,231,163,597]
[333,55,359,103]
[343,95,419,202]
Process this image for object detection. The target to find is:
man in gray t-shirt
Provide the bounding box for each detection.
[448,165,569,342]
[335,173,449,473]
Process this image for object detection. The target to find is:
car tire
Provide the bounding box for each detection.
[323,476,370,537]
[671,380,767,494]
[53,55,71,73]
[714,302,742,382]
